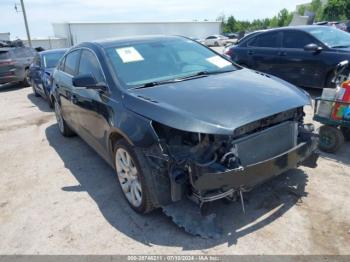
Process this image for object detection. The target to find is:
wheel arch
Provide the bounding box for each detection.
[108,130,134,155]
[107,111,159,161]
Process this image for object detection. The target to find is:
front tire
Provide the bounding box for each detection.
[21,69,31,87]
[114,139,155,214]
[54,100,75,137]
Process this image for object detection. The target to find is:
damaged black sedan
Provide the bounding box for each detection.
[51,36,319,238]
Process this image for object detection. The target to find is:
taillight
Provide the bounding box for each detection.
[224,48,233,57]
[0,60,15,66]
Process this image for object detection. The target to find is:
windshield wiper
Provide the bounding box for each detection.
[179,69,236,79]
[132,78,189,89]
[132,69,235,89]
[332,45,350,48]
[132,73,209,89]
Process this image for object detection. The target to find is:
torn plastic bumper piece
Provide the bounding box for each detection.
[162,199,222,239]
[191,140,319,192]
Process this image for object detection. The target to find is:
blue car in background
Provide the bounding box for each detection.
[29,48,67,107]
[224,26,350,89]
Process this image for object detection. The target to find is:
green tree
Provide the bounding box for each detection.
[310,0,322,12]
[226,16,237,32]
[269,16,279,28]
[298,5,306,15]
[323,0,350,21]
[297,0,325,22]
[310,0,324,21]
[277,8,293,27]
[219,8,294,33]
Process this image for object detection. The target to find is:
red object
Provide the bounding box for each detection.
[224,48,233,57]
[0,59,15,66]
[332,80,350,120]
[342,80,350,101]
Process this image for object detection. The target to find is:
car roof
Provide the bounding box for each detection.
[84,35,186,49]
[39,48,68,55]
[251,25,329,34]
[236,25,329,45]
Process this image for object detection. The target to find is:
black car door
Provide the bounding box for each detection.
[245,31,283,75]
[56,50,81,130]
[279,30,328,88]
[72,49,111,159]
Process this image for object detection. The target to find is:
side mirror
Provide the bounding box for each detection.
[304,43,323,52]
[72,74,107,92]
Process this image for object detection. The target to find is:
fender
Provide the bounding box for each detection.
[106,109,159,166]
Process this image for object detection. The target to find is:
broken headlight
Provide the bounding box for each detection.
[151,121,240,170]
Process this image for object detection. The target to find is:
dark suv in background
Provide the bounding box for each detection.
[0,41,36,86]
[225,26,350,88]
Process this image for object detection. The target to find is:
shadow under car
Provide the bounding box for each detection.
[45,123,309,249]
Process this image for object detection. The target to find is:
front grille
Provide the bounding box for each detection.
[234,121,298,166]
[233,108,301,138]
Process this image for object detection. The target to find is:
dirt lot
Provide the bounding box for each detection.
[0,83,349,255]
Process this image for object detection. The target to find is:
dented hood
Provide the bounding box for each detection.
[124,68,310,135]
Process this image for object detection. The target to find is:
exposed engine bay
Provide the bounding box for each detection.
[150,107,317,203]
[143,107,319,238]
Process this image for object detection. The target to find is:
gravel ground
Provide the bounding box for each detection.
[0,83,349,255]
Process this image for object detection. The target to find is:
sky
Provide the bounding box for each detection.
[0,0,307,39]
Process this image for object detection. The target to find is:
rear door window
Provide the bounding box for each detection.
[249,32,281,48]
[63,50,80,76]
[282,31,316,49]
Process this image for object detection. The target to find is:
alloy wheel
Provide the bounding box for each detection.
[115,148,142,207]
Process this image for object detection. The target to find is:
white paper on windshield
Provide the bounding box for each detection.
[116,47,144,63]
[206,55,231,68]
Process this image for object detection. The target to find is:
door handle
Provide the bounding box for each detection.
[247,50,254,55]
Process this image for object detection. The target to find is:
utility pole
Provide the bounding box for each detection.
[18,0,32,47]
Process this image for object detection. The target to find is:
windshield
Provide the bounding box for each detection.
[303,26,350,48]
[42,52,65,68]
[105,38,236,87]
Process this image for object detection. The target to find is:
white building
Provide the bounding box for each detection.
[52,21,222,46]
[22,37,68,50]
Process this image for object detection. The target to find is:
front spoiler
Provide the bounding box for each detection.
[191,140,318,192]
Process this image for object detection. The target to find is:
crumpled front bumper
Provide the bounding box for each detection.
[190,138,319,192]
